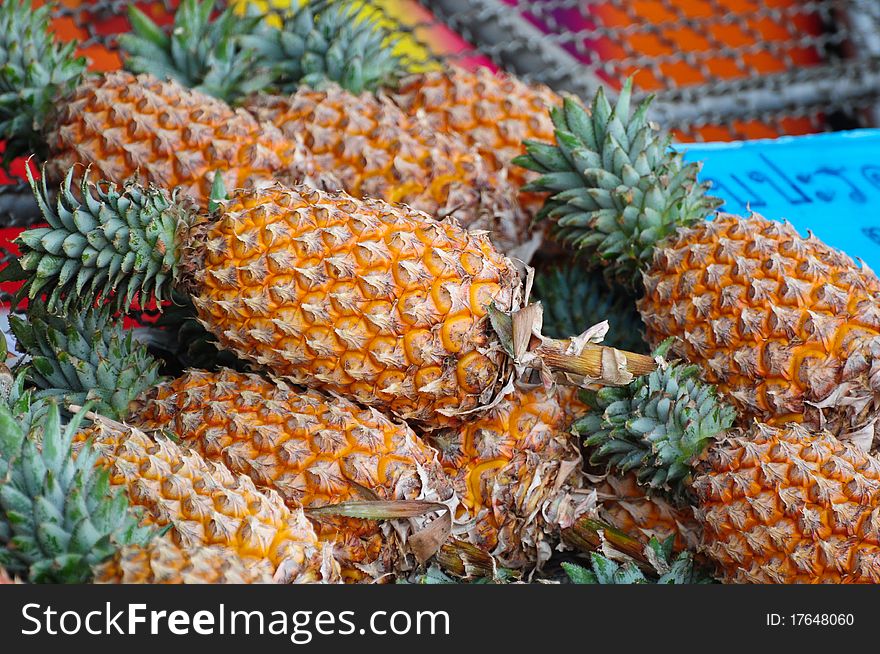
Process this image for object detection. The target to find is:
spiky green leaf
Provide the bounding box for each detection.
[577,358,736,499]
[14,165,188,313]
[11,299,164,422]
[0,401,153,582]
[517,78,722,287]
[0,1,87,164]
[120,0,270,102]
[531,264,645,351]
[242,0,407,95]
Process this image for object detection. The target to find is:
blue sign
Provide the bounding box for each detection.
[679,129,880,271]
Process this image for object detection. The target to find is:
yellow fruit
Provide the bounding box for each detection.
[243,85,532,255]
[45,72,328,208]
[521,81,880,444]
[129,368,454,580]
[694,422,880,584]
[193,185,522,427]
[20,176,654,429]
[391,66,561,217]
[639,213,880,442]
[94,536,276,584]
[426,386,592,568]
[77,420,338,583]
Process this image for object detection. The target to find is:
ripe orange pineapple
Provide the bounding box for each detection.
[0,1,325,208]
[426,385,593,568]
[694,423,880,584]
[94,536,276,584]
[77,419,338,583]
[581,359,880,583]
[391,66,560,216]
[243,87,530,256]
[639,215,880,444]
[13,173,653,428]
[232,0,562,218]
[47,71,331,205]
[128,368,454,579]
[519,79,880,446]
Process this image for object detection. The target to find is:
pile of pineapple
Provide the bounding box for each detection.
[1,0,879,585]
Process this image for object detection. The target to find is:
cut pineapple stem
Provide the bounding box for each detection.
[537,342,656,382]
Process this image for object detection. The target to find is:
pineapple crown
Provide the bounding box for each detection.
[2,165,189,313]
[514,78,722,288]
[576,345,736,499]
[120,0,272,103]
[532,264,646,352]
[562,537,712,584]
[0,401,153,583]
[240,0,406,95]
[0,0,87,165]
[10,300,164,422]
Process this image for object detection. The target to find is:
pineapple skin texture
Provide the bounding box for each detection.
[189,185,520,427]
[94,536,276,584]
[639,213,880,441]
[391,66,560,216]
[595,473,702,553]
[693,423,880,583]
[45,72,326,208]
[78,422,337,584]
[242,85,531,255]
[129,368,454,580]
[426,386,591,568]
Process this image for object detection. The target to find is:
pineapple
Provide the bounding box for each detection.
[236,0,563,217]
[0,1,324,207]
[424,382,700,570]
[120,0,532,256]
[46,71,329,207]
[0,399,153,583]
[580,359,880,583]
[425,385,594,568]
[518,79,880,446]
[77,418,338,583]
[128,368,454,579]
[694,424,880,584]
[640,215,880,446]
[242,88,530,257]
[94,536,276,584]
[11,171,654,428]
[391,65,561,216]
